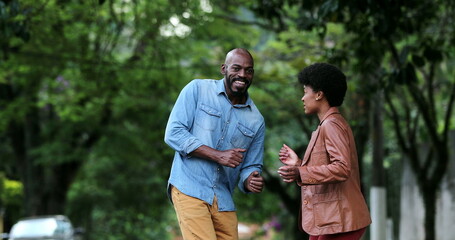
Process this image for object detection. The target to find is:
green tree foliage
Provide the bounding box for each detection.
[245,0,455,239]
[0,173,23,231]
[4,0,453,239]
[0,0,269,239]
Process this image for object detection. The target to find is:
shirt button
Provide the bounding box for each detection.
[303,200,308,205]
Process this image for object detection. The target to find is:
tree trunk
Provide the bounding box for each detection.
[422,186,436,240]
[5,83,82,216]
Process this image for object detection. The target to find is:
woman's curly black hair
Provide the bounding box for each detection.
[298,63,347,107]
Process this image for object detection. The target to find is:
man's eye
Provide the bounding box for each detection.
[233,67,240,71]
[247,69,254,74]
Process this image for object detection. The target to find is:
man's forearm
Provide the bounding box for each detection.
[190,145,219,162]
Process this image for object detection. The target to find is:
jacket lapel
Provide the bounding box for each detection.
[300,107,340,166]
[301,126,320,166]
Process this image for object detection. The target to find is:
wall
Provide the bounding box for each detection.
[399,131,455,240]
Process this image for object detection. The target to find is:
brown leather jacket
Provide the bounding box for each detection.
[296,107,371,235]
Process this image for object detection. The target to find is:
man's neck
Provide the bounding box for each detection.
[229,94,247,105]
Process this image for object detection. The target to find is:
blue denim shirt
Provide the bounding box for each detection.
[164,79,265,211]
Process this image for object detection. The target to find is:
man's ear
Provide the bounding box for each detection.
[220,64,227,74]
[317,91,325,100]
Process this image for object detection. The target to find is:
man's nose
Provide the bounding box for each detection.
[237,69,246,77]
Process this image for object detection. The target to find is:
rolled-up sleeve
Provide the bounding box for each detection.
[238,122,265,193]
[164,81,203,156]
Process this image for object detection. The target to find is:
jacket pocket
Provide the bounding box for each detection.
[310,149,329,166]
[230,123,254,148]
[195,104,221,131]
[313,192,342,229]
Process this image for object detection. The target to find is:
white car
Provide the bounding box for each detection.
[8,215,79,240]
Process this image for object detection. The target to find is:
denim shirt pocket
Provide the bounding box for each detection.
[195,104,221,131]
[230,123,254,149]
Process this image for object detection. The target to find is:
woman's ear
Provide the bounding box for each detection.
[316,91,324,100]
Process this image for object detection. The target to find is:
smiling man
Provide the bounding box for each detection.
[164,48,265,240]
[221,49,254,102]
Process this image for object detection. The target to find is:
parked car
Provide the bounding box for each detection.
[7,215,82,240]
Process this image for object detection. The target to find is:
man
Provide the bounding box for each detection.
[164,48,265,240]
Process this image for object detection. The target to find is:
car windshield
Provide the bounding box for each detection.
[9,218,57,237]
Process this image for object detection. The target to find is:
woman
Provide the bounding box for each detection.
[278,63,371,240]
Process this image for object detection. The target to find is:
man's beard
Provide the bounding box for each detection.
[228,76,250,96]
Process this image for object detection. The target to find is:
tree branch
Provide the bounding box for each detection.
[443,81,455,143]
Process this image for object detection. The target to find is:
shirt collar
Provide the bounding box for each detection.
[217,78,252,108]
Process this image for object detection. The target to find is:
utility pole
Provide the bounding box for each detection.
[370,90,388,240]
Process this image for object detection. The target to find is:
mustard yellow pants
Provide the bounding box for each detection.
[171,186,238,240]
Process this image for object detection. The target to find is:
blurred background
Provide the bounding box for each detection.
[1,0,454,239]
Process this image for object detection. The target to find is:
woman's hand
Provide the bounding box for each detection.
[278,144,301,166]
[277,165,300,183]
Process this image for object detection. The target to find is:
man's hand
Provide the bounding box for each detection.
[216,148,246,168]
[244,171,264,193]
[191,146,246,168]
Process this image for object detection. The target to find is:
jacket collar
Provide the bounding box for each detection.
[319,107,340,125]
